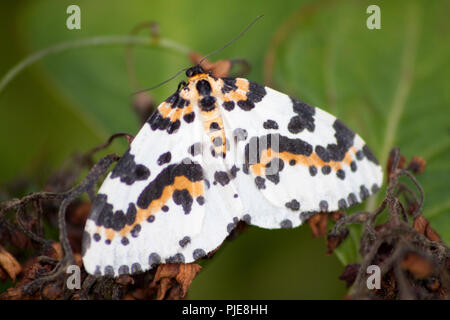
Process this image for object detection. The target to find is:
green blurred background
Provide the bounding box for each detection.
[0,0,449,299]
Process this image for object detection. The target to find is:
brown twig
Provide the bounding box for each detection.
[330,147,450,299]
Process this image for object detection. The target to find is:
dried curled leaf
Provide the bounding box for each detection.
[401,253,433,279]
[307,212,329,238]
[407,157,426,174]
[413,216,441,242]
[49,242,63,260]
[0,286,24,300]
[0,245,22,281]
[189,52,232,78]
[339,263,360,288]
[151,263,202,300]
[0,266,7,281]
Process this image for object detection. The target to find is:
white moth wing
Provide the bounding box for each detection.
[218,78,383,229]
[178,123,244,260]
[83,92,208,277]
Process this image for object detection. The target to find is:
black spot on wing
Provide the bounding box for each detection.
[179,236,191,248]
[214,171,230,186]
[183,112,195,123]
[131,263,142,274]
[287,97,315,134]
[94,266,101,276]
[338,199,348,209]
[263,119,279,130]
[309,165,318,176]
[226,217,239,233]
[233,128,248,142]
[237,81,266,111]
[193,249,206,260]
[336,169,346,180]
[319,200,328,211]
[121,237,129,246]
[200,96,216,111]
[280,219,293,229]
[110,149,150,185]
[137,162,203,210]
[166,253,185,263]
[356,150,364,161]
[362,145,379,165]
[266,173,280,184]
[110,211,128,232]
[315,119,356,163]
[147,110,170,131]
[265,158,284,185]
[167,119,181,134]
[223,101,235,111]
[347,193,358,206]
[285,199,300,211]
[104,266,115,277]
[130,224,141,238]
[165,91,189,109]
[188,143,203,156]
[118,265,130,275]
[254,176,266,190]
[321,165,331,175]
[149,253,161,267]
[247,82,266,104]
[360,185,370,200]
[229,165,240,178]
[147,92,188,133]
[157,152,172,166]
[265,158,284,175]
[244,134,313,165]
[196,196,205,205]
[173,189,194,214]
[90,194,140,230]
[126,203,137,225]
[221,78,237,93]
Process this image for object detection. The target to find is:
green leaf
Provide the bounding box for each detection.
[270,0,450,263]
[15,0,302,135]
[3,0,448,298]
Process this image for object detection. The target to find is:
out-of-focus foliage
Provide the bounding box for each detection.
[0,0,448,299]
[268,0,450,264]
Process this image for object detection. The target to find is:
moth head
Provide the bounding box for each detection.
[185,65,205,78]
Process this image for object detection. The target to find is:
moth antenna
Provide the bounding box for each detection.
[198,14,264,66]
[131,14,264,96]
[131,67,189,96]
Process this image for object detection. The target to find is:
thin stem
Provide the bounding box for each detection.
[125,21,160,91]
[0,35,191,97]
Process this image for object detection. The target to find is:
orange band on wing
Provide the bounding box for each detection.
[97,176,203,241]
[251,147,357,176]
